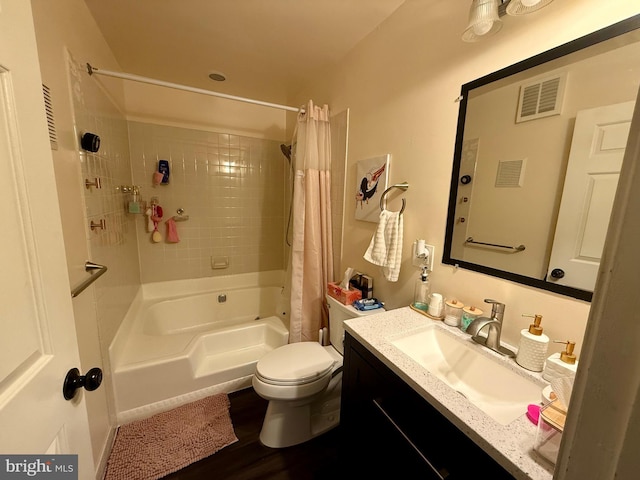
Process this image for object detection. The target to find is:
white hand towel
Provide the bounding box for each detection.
[364,210,403,282]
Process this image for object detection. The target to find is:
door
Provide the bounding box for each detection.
[0,0,94,474]
[547,101,635,291]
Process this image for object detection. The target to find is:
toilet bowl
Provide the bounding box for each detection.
[252,295,383,448]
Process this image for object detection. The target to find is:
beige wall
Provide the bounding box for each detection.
[124,82,287,140]
[293,0,640,357]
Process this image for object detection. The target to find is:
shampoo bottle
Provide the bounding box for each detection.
[543,341,578,382]
[516,314,549,372]
[412,267,430,312]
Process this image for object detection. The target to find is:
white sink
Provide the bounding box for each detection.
[391,325,543,425]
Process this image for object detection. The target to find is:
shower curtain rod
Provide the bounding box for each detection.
[86,63,304,113]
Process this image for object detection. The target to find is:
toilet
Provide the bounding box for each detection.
[252,295,383,448]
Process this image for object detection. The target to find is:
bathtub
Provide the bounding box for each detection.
[109,271,289,423]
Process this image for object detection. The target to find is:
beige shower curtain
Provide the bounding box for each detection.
[289,100,333,343]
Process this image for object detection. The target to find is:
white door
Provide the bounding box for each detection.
[0,0,94,474]
[547,101,635,291]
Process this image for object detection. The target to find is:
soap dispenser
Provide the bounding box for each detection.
[516,314,550,372]
[412,266,431,312]
[543,341,579,382]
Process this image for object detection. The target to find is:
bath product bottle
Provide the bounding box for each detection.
[412,267,430,312]
[516,314,549,372]
[543,341,579,382]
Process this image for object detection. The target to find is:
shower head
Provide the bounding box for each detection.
[280,144,292,162]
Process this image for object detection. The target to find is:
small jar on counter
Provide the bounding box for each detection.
[460,306,483,332]
[443,299,464,327]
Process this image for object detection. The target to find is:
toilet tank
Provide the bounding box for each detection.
[326,295,384,355]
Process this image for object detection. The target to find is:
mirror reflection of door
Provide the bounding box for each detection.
[547,102,634,290]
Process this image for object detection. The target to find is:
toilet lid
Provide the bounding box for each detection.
[256,342,336,385]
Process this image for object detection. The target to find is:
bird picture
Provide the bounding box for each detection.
[355,154,390,222]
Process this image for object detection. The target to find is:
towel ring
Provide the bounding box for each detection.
[379,182,409,214]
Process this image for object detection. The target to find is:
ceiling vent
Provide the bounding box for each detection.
[42,84,58,150]
[516,73,566,123]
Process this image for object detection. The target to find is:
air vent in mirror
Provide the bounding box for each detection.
[516,73,566,123]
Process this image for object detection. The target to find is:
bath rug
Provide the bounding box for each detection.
[104,393,238,480]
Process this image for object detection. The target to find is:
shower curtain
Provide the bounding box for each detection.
[289,100,334,343]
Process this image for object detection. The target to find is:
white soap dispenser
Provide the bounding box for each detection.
[543,341,578,382]
[516,314,550,372]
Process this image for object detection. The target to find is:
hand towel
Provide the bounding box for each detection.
[364,210,403,282]
[166,217,180,243]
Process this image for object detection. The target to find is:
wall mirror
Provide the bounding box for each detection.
[443,15,640,302]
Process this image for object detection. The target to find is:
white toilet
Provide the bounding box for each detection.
[252,295,383,448]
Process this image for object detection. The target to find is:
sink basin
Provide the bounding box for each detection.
[391,326,543,425]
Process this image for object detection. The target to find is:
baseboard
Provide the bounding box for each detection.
[94,425,117,480]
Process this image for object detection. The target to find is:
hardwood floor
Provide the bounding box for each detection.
[162,388,345,479]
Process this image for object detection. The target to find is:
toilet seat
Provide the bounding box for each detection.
[256,342,336,386]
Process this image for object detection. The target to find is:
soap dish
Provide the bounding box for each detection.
[410,304,444,320]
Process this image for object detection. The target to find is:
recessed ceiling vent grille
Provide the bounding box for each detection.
[516,73,566,123]
[42,84,58,150]
[495,159,526,188]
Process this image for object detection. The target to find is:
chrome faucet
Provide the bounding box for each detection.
[466,299,516,357]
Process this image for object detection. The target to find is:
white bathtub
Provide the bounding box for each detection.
[109,271,289,423]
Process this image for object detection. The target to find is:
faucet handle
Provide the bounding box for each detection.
[484,298,505,316]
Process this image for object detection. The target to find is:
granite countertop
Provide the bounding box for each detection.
[344,306,556,480]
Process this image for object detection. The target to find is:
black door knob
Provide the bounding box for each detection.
[550,268,565,279]
[63,367,103,400]
[460,175,472,185]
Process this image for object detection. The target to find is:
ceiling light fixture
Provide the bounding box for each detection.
[462,0,503,43]
[462,0,556,42]
[506,0,555,16]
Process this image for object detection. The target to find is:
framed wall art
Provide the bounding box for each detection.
[355,154,390,223]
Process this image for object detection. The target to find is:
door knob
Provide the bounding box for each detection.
[550,268,565,279]
[63,367,103,400]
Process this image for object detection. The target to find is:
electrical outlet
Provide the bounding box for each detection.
[424,244,435,272]
[412,241,435,271]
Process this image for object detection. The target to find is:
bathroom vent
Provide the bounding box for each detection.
[516,73,566,123]
[495,159,526,188]
[42,84,58,150]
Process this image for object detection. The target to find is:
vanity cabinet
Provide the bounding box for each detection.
[341,332,515,479]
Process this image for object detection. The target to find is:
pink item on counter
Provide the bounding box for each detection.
[153,171,164,185]
[527,404,541,425]
[166,217,180,243]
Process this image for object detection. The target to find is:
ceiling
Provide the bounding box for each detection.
[84,0,406,105]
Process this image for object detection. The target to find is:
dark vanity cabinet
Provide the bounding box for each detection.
[341,332,515,479]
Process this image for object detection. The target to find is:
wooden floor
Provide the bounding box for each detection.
[162,388,345,479]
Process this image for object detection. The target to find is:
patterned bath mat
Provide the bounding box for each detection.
[104,393,238,480]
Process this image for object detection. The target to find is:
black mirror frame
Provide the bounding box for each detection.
[443,14,640,303]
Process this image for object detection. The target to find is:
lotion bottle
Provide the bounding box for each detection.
[516,314,549,372]
[543,341,578,382]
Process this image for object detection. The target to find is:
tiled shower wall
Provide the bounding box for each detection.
[128,122,287,283]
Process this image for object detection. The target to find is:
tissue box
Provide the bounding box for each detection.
[327,282,362,305]
[534,401,566,465]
